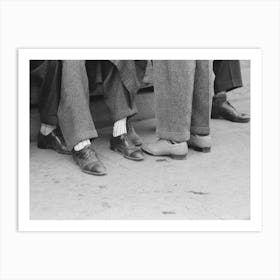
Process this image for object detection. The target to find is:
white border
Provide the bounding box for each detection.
[18,49,262,232]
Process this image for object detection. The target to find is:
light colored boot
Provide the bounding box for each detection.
[142,139,188,160]
[188,134,211,153]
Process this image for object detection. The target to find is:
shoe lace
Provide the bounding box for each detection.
[225,101,236,110]
[82,146,97,161]
[122,134,140,153]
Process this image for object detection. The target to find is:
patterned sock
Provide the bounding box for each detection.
[74,139,91,151]
[113,118,127,137]
[40,123,56,136]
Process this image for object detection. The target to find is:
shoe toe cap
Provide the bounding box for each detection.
[130,150,145,160]
[93,163,107,175]
[83,162,107,175]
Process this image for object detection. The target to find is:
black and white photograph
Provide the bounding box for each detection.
[18,49,261,229]
[1,1,280,279]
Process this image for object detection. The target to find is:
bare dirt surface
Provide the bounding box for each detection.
[30,62,250,220]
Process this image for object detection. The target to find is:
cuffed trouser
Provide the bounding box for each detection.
[213,60,243,95]
[100,61,138,122]
[191,60,212,136]
[58,60,139,151]
[153,60,211,142]
[30,60,62,126]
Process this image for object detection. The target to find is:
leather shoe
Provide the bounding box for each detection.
[187,134,211,153]
[127,119,143,146]
[72,144,107,176]
[110,134,144,161]
[211,99,250,123]
[37,128,71,155]
[142,139,188,160]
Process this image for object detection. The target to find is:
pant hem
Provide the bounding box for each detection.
[40,115,58,126]
[112,108,138,123]
[214,79,243,94]
[190,127,210,136]
[156,129,190,142]
[67,130,98,151]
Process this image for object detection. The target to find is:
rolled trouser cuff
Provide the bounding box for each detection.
[190,126,210,136]
[214,79,243,94]
[212,92,227,102]
[66,130,98,151]
[111,106,138,123]
[40,115,58,126]
[156,129,190,142]
[213,60,243,94]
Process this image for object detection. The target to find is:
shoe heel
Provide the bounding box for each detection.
[169,154,187,160]
[37,143,47,149]
[192,146,211,153]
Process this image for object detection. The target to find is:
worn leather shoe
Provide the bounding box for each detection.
[110,134,144,161]
[187,134,211,153]
[127,119,143,146]
[142,139,188,160]
[72,144,107,176]
[211,99,250,123]
[37,128,71,155]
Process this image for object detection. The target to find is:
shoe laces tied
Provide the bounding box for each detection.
[82,146,97,161]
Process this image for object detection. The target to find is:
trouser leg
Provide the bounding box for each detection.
[213,60,243,95]
[190,60,211,136]
[153,60,196,142]
[58,60,98,151]
[30,60,61,126]
[101,61,138,122]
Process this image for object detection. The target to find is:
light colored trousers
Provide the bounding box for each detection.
[58,60,138,150]
[58,60,212,149]
[153,60,212,142]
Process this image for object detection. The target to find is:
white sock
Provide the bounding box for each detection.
[113,118,127,137]
[74,139,91,151]
[40,123,56,136]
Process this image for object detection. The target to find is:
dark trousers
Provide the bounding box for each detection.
[213,60,243,95]
[30,60,62,125]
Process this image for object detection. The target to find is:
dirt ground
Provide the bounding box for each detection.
[30,62,250,220]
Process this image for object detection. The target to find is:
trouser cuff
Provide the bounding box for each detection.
[214,80,243,95]
[156,129,190,142]
[66,130,98,151]
[40,115,58,126]
[190,126,210,136]
[213,92,227,102]
[111,107,138,123]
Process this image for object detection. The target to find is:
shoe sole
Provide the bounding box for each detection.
[211,115,250,123]
[188,144,211,153]
[110,147,144,161]
[73,157,107,176]
[81,169,107,176]
[142,149,187,160]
